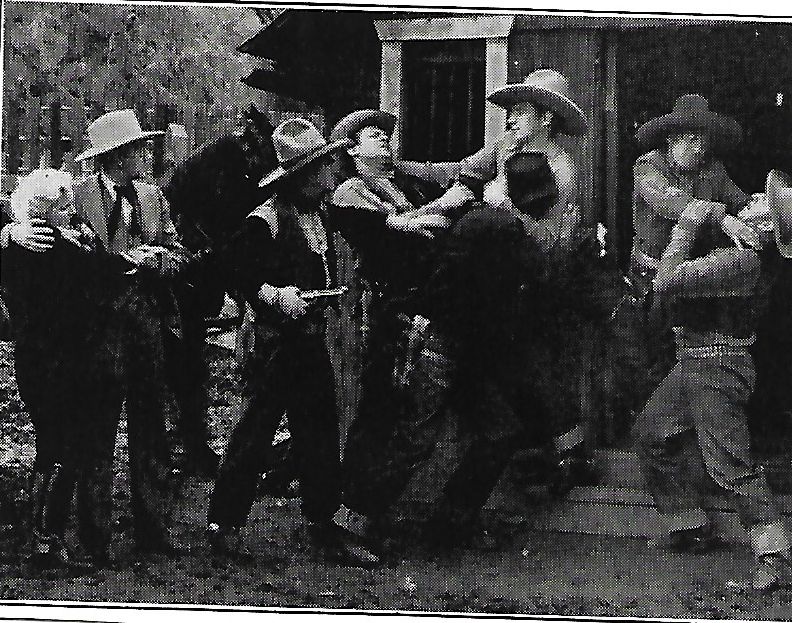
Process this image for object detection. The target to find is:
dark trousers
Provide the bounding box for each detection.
[79,284,174,555]
[165,294,211,450]
[342,311,408,516]
[14,342,92,540]
[343,328,523,529]
[635,352,789,555]
[208,324,341,528]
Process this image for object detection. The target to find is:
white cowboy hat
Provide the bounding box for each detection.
[75,109,164,162]
[329,109,397,143]
[259,118,350,188]
[766,169,792,259]
[486,68,588,137]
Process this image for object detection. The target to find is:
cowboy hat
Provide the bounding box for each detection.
[487,69,588,137]
[75,109,164,162]
[259,118,351,188]
[766,169,792,258]
[636,94,742,151]
[329,109,397,143]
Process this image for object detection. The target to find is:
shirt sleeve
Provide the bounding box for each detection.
[633,154,697,220]
[553,150,578,207]
[655,220,760,299]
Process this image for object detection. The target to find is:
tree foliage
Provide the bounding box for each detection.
[3,2,261,114]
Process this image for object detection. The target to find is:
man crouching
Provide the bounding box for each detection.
[635,170,792,591]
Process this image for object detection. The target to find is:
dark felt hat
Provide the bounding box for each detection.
[636,94,742,151]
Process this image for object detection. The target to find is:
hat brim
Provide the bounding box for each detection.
[766,169,792,259]
[487,85,588,136]
[259,138,351,188]
[74,130,164,162]
[329,110,397,143]
[636,111,742,152]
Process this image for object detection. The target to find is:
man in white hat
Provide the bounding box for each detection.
[68,109,185,562]
[205,118,378,567]
[634,170,792,591]
[423,68,587,251]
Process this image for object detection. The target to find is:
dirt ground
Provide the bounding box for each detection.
[3,341,792,620]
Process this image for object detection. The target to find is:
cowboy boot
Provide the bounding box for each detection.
[752,550,791,592]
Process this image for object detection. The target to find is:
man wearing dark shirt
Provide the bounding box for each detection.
[205,118,377,567]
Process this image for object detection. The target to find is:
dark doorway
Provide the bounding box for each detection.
[401,39,485,162]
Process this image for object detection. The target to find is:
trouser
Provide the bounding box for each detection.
[623,257,676,412]
[207,324,341,528]
[165,296,212,452]
[343,327,526,531]
[427,369,527,532]
[14,343,92,545]
[342,308,410,516]
[635,351,790,556]
[78,284,175,556]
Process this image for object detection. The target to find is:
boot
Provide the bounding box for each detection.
[29,465,92,572]
[306,521,380,568]
[752,551,791,592]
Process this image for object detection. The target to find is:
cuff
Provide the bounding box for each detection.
[0,223,15,248]
[257,283,278,306]
[750,521,791,556]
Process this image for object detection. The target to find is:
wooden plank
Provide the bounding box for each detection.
[484,36,508,149]
[604,30,620,257]
[375,15,514,42]
[380,40,403,156]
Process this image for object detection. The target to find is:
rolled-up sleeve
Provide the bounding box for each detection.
[656,221,760,299]
[634,156,696,220]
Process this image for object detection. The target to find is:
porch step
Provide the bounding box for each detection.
[399,445,792,544]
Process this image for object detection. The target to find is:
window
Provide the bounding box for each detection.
[401,39,485,162]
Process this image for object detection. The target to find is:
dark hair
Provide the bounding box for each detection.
[532,104,563,138]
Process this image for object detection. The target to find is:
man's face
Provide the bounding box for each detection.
[349,125,392,160]
[119,140,153,182]
[668,132,710,171]
[506,103,551,145]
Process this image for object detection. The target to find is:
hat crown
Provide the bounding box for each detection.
[671,94,714,120]
[273,118,327,166]
[520,69,575,104]
[87,109,145,151]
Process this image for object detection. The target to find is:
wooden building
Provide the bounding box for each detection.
[240,10,792,266]
[239,9,792,539]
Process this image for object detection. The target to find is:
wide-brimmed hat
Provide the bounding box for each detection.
[259,118,351,188]
[636,94,742,151]
[766,169,792,258]
[487,69,588,137]
[504,151,558,218]
[329,109,397,143]
[75,109,164,162]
